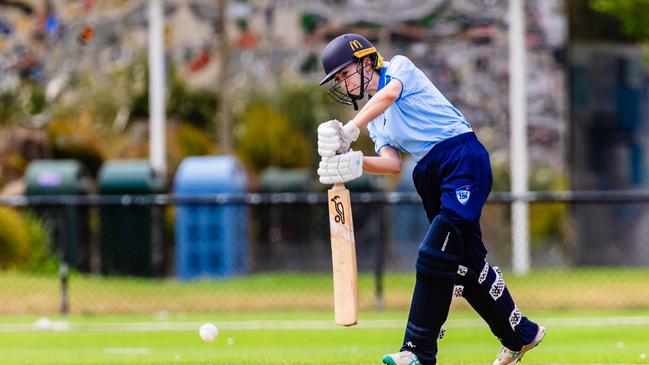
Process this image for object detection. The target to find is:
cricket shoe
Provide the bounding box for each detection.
[492,326,546,365]
[382,350,421,365]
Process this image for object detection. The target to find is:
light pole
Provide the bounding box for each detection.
[509,0,530,275]
[148,0,167,177]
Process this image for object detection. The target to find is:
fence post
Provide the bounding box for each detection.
[374,202,386,311]
[59,261,69,315]
[59,205,70,315]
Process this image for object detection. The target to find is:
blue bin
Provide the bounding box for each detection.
[174,156,248,279]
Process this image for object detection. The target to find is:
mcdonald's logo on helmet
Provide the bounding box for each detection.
[349,39,363,51]
[319,33,383,86]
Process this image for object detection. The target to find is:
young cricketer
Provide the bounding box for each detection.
[316,33,546,365]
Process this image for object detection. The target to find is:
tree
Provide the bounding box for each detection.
[590,0,649,41]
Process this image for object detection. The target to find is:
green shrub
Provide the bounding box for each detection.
[0,208,55,272]
[168,122,218,172]
[0,208,31,269]
[590,0,649,41]
[529,166,569,245]
[46,116,106,177]
[235,104,311,171]
[176,123,216,159]
[488,162,570,246]
[129,62,219,131]
[232,82,349,172]
[23,213,56,273]
[0,92,20,126]
[25,84,46,115]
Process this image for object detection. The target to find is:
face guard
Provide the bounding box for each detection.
[326,60,374,111]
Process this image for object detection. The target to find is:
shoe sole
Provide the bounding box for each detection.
[509,327,546,365]
[382,355,420,365]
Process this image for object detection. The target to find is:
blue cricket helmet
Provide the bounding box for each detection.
[319,33,381,86]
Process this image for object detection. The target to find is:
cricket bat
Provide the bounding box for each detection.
[327,183,358,326]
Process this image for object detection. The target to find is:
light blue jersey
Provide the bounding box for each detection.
[367,55,472,162]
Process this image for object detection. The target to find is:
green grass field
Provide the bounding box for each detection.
[1,269,649,364]
[2,268,649,314]
[1,309,648,364]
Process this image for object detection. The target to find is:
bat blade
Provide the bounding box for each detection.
[327,183,358,326]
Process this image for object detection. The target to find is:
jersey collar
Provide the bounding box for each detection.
[368,66,389,99]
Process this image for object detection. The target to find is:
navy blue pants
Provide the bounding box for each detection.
[401,132,539,364]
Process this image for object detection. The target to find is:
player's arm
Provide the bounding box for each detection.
[350,79,402,130]
[363,146,401,175]
[331,79,402,153]
[319,80,402,155]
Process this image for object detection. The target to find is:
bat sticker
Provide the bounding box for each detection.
[330,195,345,224]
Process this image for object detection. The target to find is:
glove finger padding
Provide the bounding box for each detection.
[318,141,340,157]
[317,120,341,136]
[318,175,336,185]
[318,133,340,144]
[317,151,363,185]
[318,165,337,184]
[317,120,343,157]
[318,135,340,149]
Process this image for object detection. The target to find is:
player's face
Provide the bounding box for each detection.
[326,58,373,108]
[335,62,362,96]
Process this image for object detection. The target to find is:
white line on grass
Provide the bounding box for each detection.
[0,316,648,333]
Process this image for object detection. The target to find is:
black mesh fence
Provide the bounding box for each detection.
[1,191,649,315]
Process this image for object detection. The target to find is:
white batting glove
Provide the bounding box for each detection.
[317,120,343,157]
[317,150,364,185]
[338,122,360,153]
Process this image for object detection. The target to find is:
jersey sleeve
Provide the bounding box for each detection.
[386,55,416,100]
[367,119,392,156]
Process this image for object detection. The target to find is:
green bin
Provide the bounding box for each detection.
[255,168,315,271]
[98,160,165,277]
[25,160,92,271]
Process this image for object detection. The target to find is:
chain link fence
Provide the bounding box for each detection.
[1,191,649,315]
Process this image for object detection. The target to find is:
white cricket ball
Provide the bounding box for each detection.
[199,323,218,342]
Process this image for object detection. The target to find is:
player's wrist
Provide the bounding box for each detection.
[342,121,360,142]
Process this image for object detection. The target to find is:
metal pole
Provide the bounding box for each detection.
[148,0,167,176]
[374,203,385,311]
[218,0,231,153]
[59,208,69,315]
[59,261,69,315]
[509,0,530,274]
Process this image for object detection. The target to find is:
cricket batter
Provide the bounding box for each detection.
[316,33,546,365]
